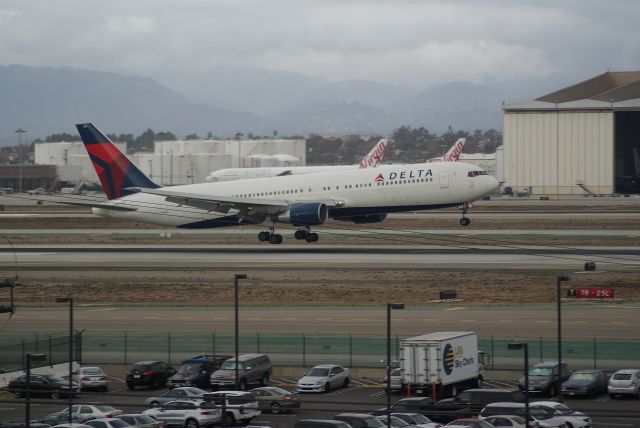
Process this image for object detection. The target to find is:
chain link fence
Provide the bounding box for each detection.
[1,332,637,373]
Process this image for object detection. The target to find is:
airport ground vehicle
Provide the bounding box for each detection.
[390,413,440,428]
[167,355,230,389]
[518,362,571,397]
[297,364,351,392]
[209,354,272,390]
[143,400,221,428]
[249,386,301,413]
[72,367,109,391]
[60,405,123,420]
[530,402,591,428]
[116,414,164,428]
[7,374,79,399]
[479,403,567,428]
[126,361,176,390]
[561,370,607,397]
[293,420,352,428]
[202,390,261,425]
[84,419,129,428]
[607,369,640,398]
[400,332,486,399]
[144,387,207,407]
[334,413,386,428]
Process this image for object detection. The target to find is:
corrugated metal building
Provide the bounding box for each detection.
[503,71,640,195]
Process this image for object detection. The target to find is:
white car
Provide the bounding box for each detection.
[483,415,526,427]
[531,401,591,428]
[60,405,123,420]
[479,402,567,428]
[84,419,130,428]
[608,369,640,398]
[297,364,351,392]
[143,399,221,428]
[202,390,261,425]
[72,366,109,391]
[391,413,440,428]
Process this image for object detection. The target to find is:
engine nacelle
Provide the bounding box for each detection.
[337,213,388,224]
[284,202,329,226]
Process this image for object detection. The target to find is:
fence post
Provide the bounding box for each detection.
[539,337,543,362]
[349,334,352,368]
[593,338,597,369]
[124,331,128,365]
[302,333,306,368]
[21,338,25,371]
[491,336,495,370]
[48,335,53,367]
[212,333,216,356]
[168,332,172,365]
[257,333,261,353]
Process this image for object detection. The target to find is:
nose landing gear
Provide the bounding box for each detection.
[459,202,472,226]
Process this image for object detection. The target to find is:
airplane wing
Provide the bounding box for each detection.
[11,195,138,212]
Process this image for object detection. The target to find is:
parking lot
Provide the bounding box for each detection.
[1,376,639,427]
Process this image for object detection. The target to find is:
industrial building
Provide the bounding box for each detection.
[503,71,640,195]
[33,137,305,187]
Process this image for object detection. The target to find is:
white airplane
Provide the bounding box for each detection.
[76,123,498,244]
[205,138,389,182]
[429,138,466,162]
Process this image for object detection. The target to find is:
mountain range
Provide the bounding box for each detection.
[0,64,570,146]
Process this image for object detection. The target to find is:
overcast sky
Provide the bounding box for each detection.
[1,0,639,86]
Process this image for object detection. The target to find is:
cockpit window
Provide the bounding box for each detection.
[468,170,488,177]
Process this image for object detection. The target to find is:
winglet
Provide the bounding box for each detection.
[76,123,160,200]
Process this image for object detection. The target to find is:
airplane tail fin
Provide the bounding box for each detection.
[443,138,466,162]
[76,123,160,200]
[359,138,389,169]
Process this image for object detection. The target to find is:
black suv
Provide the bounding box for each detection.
[126,360,175,390]
[7,373,79,399]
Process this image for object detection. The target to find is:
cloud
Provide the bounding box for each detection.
[0,0,638,86]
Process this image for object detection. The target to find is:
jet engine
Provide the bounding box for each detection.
[282,202,329,226]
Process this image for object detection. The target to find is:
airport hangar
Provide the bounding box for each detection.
[502,71,640,195]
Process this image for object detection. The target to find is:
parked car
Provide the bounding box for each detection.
[390,413,440,428]
[435,389,525,414]
[297,364,351,392]
[144,387,207,407]
[52,425,93,428]
[608,369,640,398]
[376,415,421,428]
[116,414,165,428]
[479,402,567,428]
[445,419,496,427]
[37,412,92,426]
[167,355,230,390]
[518,361,571,396]
[7,374,79,399]
[60,405,123,420]
[202,391,261,426]
[126,360,175,390]
[334,413,386,428]
[531,401,591,428]
[209,353,272,390]
[143,400,221,428]
[249,386,301,413]
[72,367,109,392]
[294,420,352,428]
[482,416,526,427]
[384,368,405,393]
[83,419,130,428]
[561,370,608,397]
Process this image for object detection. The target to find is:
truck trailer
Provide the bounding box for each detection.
[400,331,486,399]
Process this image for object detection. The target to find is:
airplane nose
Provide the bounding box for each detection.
[488,175,499,192]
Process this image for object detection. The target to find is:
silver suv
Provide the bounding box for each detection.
[608,369,640,398]
[203,390,261,426]
[142,399,221,428]
[209,354,272,390]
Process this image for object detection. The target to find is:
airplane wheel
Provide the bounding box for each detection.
[258,231,271,241]
[305,232,319,243]
[294,230,306,240]
[270,234,283,244]
[459,217,471,226]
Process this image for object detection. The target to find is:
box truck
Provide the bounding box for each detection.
[400,331,486,399]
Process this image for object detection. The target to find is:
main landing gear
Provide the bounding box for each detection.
[258,225,283,244]
[459,203,472,226]
[294,227,319,243]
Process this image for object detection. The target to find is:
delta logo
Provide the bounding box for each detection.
[373,168,433,182]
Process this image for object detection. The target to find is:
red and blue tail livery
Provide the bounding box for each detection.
[76,123,159,199]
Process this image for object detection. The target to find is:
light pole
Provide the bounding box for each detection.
[56,296,74,425]
[556,275,570,399]
[25,353,46,428]
[386,303,405,428]
[234,274,247,390]
[508,343,529,428]
[15,128,26,192]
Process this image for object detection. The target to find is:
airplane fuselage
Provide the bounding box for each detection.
[94,161,498,228]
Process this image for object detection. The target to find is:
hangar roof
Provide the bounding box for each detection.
[504,71,640,111]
